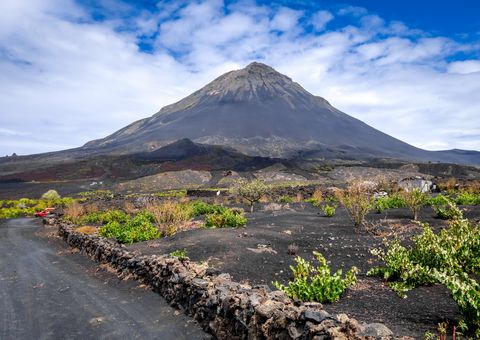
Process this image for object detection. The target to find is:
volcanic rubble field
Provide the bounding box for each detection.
[98,201,480,338]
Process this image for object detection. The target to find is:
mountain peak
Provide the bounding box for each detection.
[197,62,311,103]
[243,61,276,73]
[82,62,480,164]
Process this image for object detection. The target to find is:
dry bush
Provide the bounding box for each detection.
[287,243,299,255]
[463,180,480,194]
[399,188,428,220]
[123,201,137,214]
[375,175,397,193]
[335,180,374,226]
[438,177,458,192]
[259,194,270,203]
[179,196,190,204]
[311,188,323,203]
[64,201,84,222]
[83,203,99,214]
[146,201,191,236]
[74,226,98,235]
[295,193,303,202]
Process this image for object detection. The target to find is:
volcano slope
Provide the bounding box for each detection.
[84,62,479,164]
[0,62,478,195]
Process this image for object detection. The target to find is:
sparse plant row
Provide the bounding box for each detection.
[63,199,248,243]
[306,180,480,226]
[367,203,480,335]
[0,190,74,219]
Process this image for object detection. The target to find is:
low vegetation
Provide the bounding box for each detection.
[189,200,226,216]
[321,204,337,217]
[99,211,160,244]
[230,179,269,212]
[41,189,61,200]
[273,251,358,303]
[0,191,74,219]
[454,191,480,205]
[146,201,191,236]
[64,198,247,241]
[279,195,295,203]
[431,196,463,220]
[63,201,85,223]
[374,193,406,213]
[205,208,247,228]
[400,188,428,220]
[74,226,98,235]
[170,248,188,260]
[336,180,374,226]
[78,190,114,200]
[368,203,480,334]
[305,188,324,206]
[154,189,187,198]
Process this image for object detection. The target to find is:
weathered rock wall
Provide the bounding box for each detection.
[50,218,397,339]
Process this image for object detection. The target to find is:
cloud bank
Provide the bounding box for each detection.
[0,0,479,155]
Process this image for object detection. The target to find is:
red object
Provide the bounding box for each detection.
[34,207,55,218]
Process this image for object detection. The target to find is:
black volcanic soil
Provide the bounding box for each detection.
[127,204,480,338]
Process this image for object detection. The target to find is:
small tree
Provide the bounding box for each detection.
[41,189,61,201]
[230,179,269,212]
[336,180,374,226]
[400,188,427,220]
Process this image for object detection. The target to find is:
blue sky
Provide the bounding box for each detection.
[0,0,479,155]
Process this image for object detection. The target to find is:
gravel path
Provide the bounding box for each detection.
[0,218,207,340]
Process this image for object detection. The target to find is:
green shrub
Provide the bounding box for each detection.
[99,211,159,244]
[0,207,27,219]
[102,210,129,224]
[434,199,463,220]
[155,189,187,198]
[374,194,406,213]
[305,198,321,207]
[78,209,128,225]
[279,195,295,203]
[0,196,75,219]
[41,189,61,200]
[53,197,75,208]
[322,204,337,217]
[455,192,480,206]
[16,198,36,208]
[204,208,247,228]
[432,271,480,336]
[78,190,114,200]
[368,203,480,332]
[79,211,102,224]
[188,200,225,217]
[426,194,450,206]
[273,251,358,303]
[170,249,188,260]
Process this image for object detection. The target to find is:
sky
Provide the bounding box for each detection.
[0,0,479,156]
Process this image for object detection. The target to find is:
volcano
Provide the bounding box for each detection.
[82,62,478,164]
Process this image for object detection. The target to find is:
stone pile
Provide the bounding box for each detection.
[48,218,400,339]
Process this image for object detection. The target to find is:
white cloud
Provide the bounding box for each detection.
[311,10,334,32]
[270,7,303,32]
[0,0,479,156]
[448,60,480,74]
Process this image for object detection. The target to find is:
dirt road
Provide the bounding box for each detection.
[0,218,207,340]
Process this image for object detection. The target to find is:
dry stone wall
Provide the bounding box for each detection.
[49,218,402,340]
